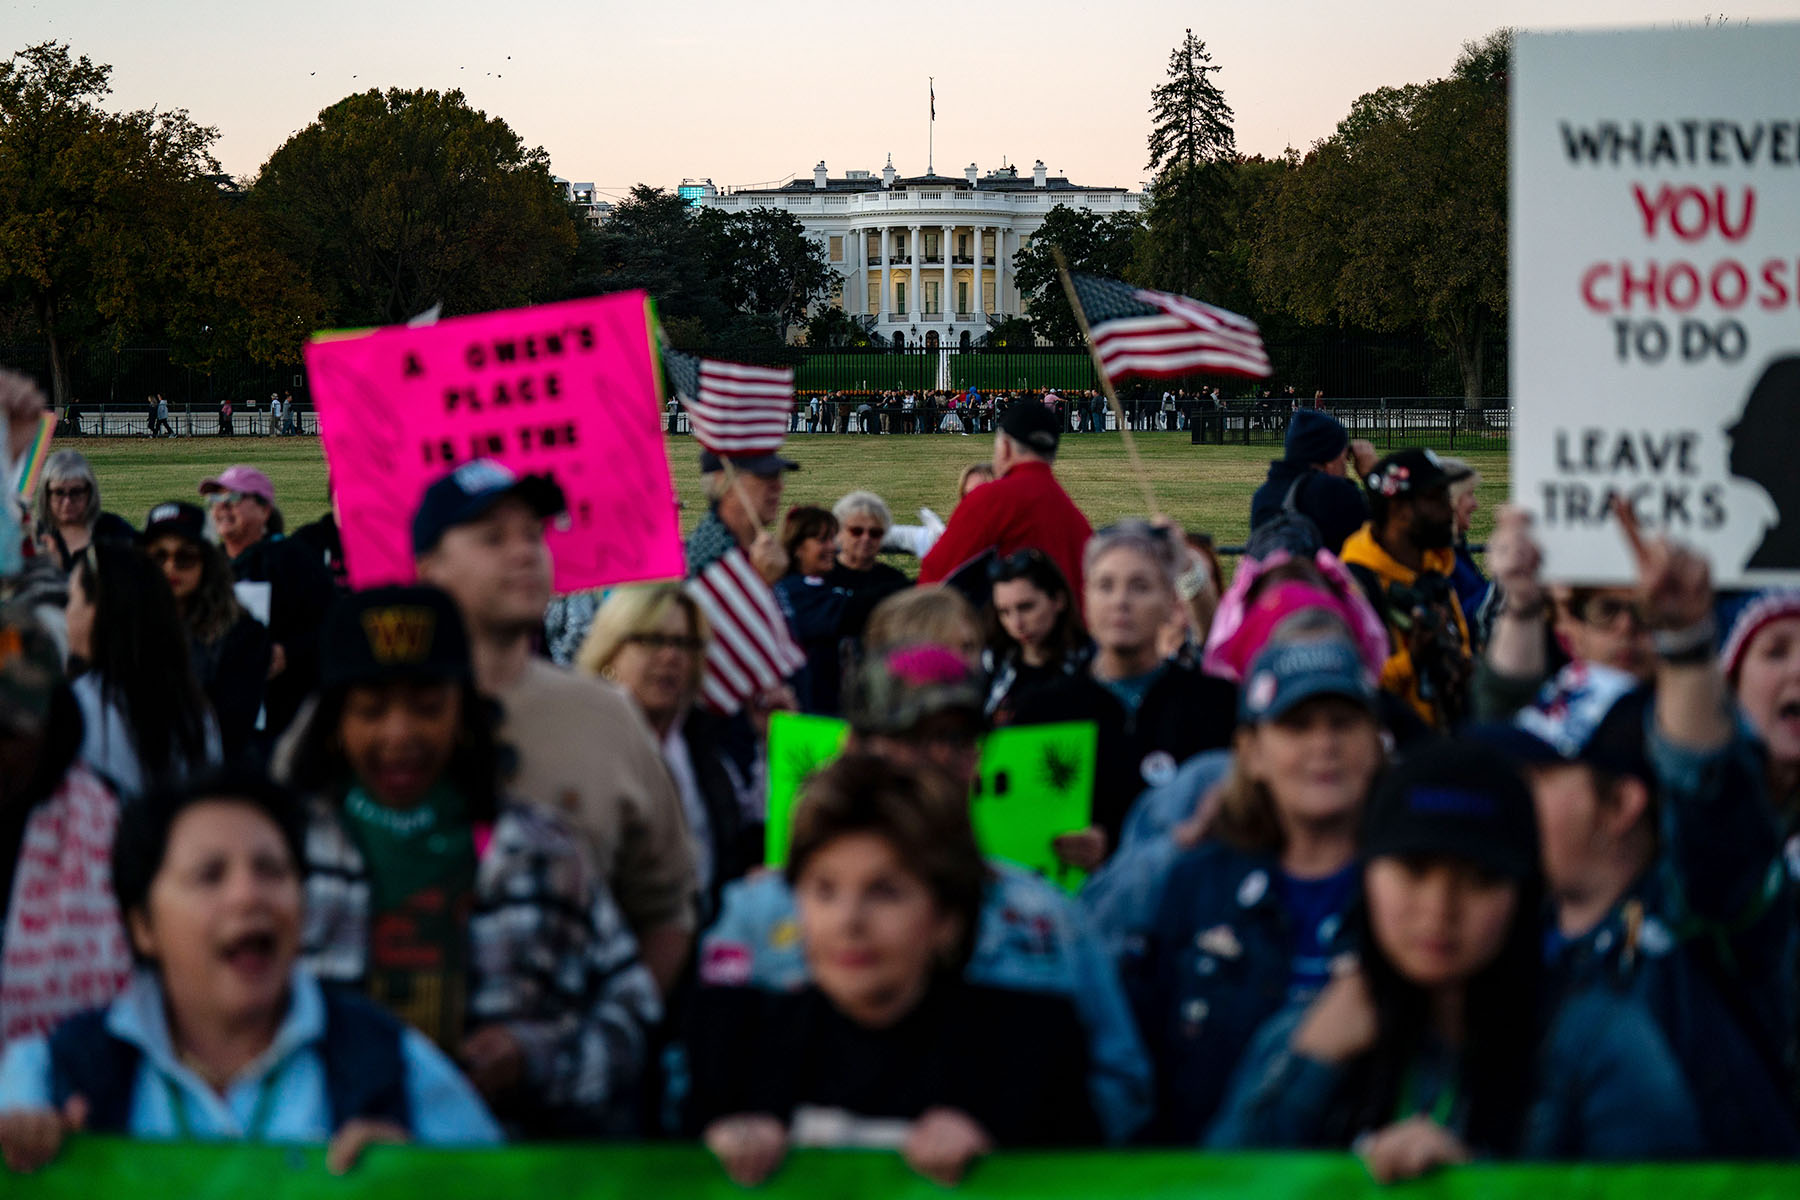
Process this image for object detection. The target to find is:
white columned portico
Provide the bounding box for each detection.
[908,224,922,324]
[879,227,891,322]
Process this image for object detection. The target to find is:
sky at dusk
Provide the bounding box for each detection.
[12,1,1800,198]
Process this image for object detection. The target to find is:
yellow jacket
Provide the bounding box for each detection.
[1338,523,1470,729]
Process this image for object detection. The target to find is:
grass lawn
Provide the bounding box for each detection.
[67,431,1512,567]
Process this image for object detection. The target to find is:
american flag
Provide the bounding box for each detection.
[664,349,795,455]
[1070,274,1271,381]
[686,547,807,715]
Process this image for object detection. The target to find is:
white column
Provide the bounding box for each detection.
[942,224,953,320]
[972,224,984,316]
[879,227,891,323]
[909,223,922,322]
[994,227,1007,315]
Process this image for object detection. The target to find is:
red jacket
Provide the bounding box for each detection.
[919,460,1093,606]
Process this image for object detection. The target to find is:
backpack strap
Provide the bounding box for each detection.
[47,1009,141,1133]
[1281,471,1310,514]
[318,987,413,1133]
[1344,562,1399,652]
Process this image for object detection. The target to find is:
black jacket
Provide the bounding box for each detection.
[191,612,272,764]
[1249,461,1368,556]
[229,533,336,739]
[1012,661,1238,846]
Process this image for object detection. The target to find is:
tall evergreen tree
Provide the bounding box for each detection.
[1137,29,1237,298]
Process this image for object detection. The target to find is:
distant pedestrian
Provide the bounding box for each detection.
[218,397,233,436]
[152,394,173,438]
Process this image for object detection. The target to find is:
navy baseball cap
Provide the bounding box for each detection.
[319,585,471,692]
[1470,663,1653,782]
[697,449,800,476]
[1239,638,1375,724]
[411,459,565,555]
[1363,736,1540,882]
[998,400,1062,455]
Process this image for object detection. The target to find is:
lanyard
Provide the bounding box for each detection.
[161,1058,288,1142]
[1395,1059,1460,1127]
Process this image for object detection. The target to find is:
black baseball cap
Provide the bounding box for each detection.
[1362,737,1540,882]
[319,585,472,692]
[1469,664,1653,783]
[141,501,207,544]
[697,449,800,476]
[998,399,1062,455]
[411,459,565,555]
[1364,447,1453,500]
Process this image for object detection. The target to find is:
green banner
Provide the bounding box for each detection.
[763,716,1096,893]
[12,1140,1800,1200]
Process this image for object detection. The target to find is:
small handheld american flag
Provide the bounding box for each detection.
[686,547,807,715]
[1070,274,1272,381]
[664,349,796,456]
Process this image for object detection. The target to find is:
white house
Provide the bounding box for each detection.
[692,158,1143,348]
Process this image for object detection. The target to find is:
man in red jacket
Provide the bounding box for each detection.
[919,400,1093,607]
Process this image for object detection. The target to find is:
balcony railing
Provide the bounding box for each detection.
[952,255,974,265]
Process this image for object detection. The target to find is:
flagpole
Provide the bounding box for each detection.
[928,76,934,175]
[1053,250,1162,518]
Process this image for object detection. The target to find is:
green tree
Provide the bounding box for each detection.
[1250,33,1510,409]
[251,88,576,327]
[981,315,1035,347]
[804,305,871,348]
[583,185,726,335]
[697,206,835,345]
[1137,29,1237,298]
[1011,204,1143,345]
[0,42,314,405]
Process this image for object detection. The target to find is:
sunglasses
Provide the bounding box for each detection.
[206,491,261,508]
[47,484,93,501]
[148,546,205,570]
[987,548,1049,582]
[843,525,886,540]
[624,632,703,653]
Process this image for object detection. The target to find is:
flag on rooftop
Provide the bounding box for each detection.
[686,546,807,715]
[1070,274,1272,381]
[664,349,795,456]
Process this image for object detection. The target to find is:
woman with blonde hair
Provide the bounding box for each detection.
[864,585,983,667]
[578,583,756,915]
[1126,621,1383,1143]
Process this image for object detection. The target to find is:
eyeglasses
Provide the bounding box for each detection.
[624,632,703,653]
[148,546,205,570]
[987,547,1049,582]
[1577,594,1649,629]
[47,485,92,501]
[843,525,886,540]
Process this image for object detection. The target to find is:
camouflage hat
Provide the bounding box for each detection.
[0,606,62,733]
[844,643,985,737]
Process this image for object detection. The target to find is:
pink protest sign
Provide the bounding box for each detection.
[304,292,683,593]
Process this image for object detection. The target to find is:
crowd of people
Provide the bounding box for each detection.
[667,383,1322,439]
[1,365,1798,1183]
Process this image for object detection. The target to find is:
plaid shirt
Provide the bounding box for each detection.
[301,796,661,1135]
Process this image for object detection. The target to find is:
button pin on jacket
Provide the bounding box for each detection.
[1237,870,1269,908]
[1196,925,1243,959]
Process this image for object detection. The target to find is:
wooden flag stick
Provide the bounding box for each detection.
[1053,251,1162,519]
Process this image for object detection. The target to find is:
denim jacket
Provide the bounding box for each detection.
[1124,840,1355,1144]
[1080,750,1233,964]
[696,862,1152,1143]
[1546,718,1800,1155]
[1207,989,1704,1159]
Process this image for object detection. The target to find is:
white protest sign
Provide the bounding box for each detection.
[1512,25,1800,586]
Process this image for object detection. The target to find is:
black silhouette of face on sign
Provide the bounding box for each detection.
[1730,357,1800,573]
